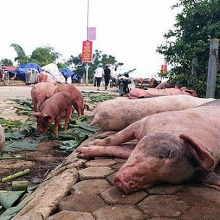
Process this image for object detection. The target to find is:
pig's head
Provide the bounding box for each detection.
[114,132,215,194]
[31,112,53,135]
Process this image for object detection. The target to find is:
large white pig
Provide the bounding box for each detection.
[77,100,220,194]
[90,95,214,131]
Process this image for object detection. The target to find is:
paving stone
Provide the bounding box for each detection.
[106,172,117,185]
[137,195,189,218]
[85,158,117,167]
[183,186,220,205]
[47,210,95,220]
[93,205,146,220]
[181,205,220,220]
[100,185,148,205]
[110,162,124,170]
[78,166,115,180]
[113,158,127,163]
[58,194,105,212]
[70,179,112,195]
[146,184,183,195]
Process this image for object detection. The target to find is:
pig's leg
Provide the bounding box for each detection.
[54,116,62,137]
[94,122,139,146]
[76,144,135,159]
[64,107,72,130]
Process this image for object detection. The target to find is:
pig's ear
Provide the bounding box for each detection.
[179,134,215,170]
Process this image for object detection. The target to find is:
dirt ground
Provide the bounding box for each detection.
[0,80,111,191]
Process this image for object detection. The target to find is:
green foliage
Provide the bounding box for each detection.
[30,46,61,67]
[0,58,13,66]
[10,43,30,64]
[156,0,220,97]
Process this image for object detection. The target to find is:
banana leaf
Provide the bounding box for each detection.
[4,138,40,152]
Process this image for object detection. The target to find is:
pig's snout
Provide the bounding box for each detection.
[114,176,136,194]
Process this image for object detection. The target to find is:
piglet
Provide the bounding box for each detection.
[77,100,220,194]
[31,92,73,137]
[54,84,85,116]
[0,125,5,151]
[31,82,57,112]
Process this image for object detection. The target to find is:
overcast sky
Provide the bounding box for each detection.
[0,0,179,78]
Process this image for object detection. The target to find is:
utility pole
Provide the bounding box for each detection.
[85,0,89,85]
[206,38,219,98]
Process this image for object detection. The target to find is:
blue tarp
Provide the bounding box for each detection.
[59,68,74,78]
[17,63,42,80]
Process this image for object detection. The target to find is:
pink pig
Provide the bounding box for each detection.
[31,82,57,112]
[77,100,220,194]
[127,87,197,99]
[54,84,85,116]
[90,95,214,131]
[31,92,73,137]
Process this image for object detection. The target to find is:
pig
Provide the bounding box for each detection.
[90,95,214,131]
[77,100,220,194]
[155,80,173,89]
[31,82,57,111]
[54,84,85,116]
[127,87,197,99]
[31,92,73,137]
[0,125,5,151]
[37,72,57,85]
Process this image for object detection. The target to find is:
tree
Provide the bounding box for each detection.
[156,0,220,97]
[31,46,61,67]
[10,43,30,64]
[0,58,13,66]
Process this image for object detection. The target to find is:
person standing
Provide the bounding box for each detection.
[103,64,111,90]
[94,63,104,91]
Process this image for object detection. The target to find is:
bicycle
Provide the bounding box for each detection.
[0,65,10,85]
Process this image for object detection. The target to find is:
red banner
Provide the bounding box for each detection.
[81,41,93,63]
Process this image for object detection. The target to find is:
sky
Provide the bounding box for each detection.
[0,0,179,78]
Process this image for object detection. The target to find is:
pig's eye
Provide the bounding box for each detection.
[157,146,172,158]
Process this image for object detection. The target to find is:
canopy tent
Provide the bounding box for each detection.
[59,68,74,78]
[17,63,42,81]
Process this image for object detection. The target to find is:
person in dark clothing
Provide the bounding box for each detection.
[103,64,111,90]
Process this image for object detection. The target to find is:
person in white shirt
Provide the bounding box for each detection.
[94,63,104,91]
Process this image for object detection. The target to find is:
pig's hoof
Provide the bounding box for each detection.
[76,147,93,159]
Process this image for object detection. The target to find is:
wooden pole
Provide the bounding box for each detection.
[206,38,219,98]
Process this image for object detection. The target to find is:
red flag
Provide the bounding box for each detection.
[88,27,96,41]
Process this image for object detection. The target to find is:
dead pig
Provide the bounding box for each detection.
[31,92,73,137]
[54,84,85,116]
[31,82,57,111]
[90,95,214,131]
[127,87,197,99]
[77,100,220,194]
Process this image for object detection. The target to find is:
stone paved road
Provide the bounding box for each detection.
[44,153,220,220]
